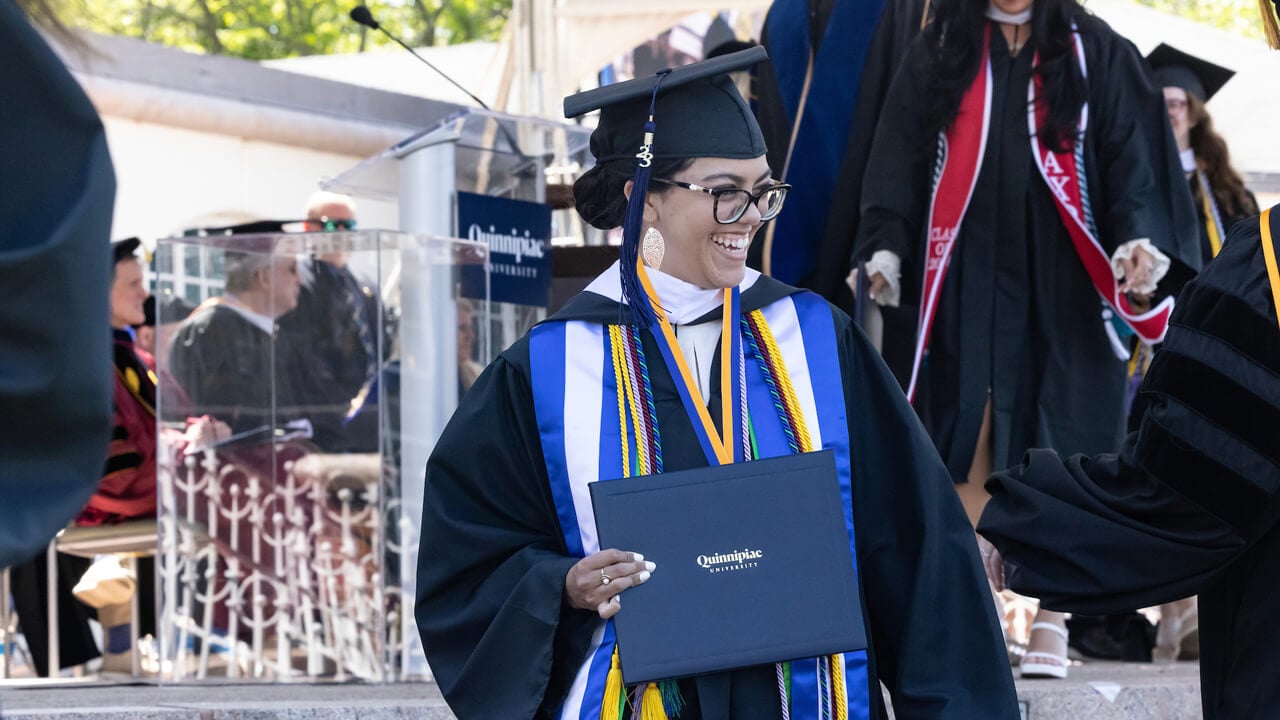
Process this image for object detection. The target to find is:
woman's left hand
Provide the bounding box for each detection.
[564,549,656,619]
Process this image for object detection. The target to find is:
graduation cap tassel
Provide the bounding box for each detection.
[620,71,672,329]
[639,682,670,720]
[658,678,685,717]
[599,647,624,720]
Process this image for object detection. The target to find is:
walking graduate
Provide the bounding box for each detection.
[978,7,1280,716]
[852,0,1202,678]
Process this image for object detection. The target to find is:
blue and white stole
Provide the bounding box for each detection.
[529,264,871,720]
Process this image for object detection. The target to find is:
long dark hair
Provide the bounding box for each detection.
[1186,93,1258,220]
[923,0,1090,152]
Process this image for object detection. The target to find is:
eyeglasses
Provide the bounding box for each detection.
[1165,98,1188,113]
[650,178,791,225]
[307,217,357,232]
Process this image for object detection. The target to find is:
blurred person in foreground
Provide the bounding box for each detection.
[0,0,115,570]
[979,7,1280,716]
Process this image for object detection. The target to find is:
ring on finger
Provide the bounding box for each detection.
[600,568,612,586]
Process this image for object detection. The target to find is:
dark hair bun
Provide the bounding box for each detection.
[573,163,630,230]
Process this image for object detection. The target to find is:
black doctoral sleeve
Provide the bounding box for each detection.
[837,311,1019,719]
[0,7,115,568]
[852,37,932,276]
[416,341,598,719]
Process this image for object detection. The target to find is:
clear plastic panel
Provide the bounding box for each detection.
[323,108,593,203]
[153,230,486,682]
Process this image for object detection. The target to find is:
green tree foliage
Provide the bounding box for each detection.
[1131,0,1264,41]
[58,0,511,59]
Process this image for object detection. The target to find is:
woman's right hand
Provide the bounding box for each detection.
[565,549,656,619]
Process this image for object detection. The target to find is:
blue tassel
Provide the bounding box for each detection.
[619,71,672,329]
[621,136,656,328]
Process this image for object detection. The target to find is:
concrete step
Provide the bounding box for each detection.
[0,661,1202,719]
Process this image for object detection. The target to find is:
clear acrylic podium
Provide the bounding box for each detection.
[324,107,594,354]
[153,230,486,682]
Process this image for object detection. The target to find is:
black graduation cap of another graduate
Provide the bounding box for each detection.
[563,47,769,326]
[1146,44,1235,102]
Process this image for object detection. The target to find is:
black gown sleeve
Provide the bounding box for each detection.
[815,0,928,310]
[416,340,598,719]
[1088,24,1201,279]
[979,216,1280,613]
[0,6,115,568]
[836,311,1019,719]
[852,37,932,277]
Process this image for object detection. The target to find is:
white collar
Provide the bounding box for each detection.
[1180,148,1197,174]
[219,294,276,335]
[584,261,761,326]
[986,4,1032,24]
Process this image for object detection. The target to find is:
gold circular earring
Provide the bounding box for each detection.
[642,226,665,270]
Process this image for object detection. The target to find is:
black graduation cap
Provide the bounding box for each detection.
[112,237,142,264]
[563,47,769,325]
[1146,44,1235,102]
[565,46,767,162]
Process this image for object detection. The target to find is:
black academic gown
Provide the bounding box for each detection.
[0,5,115,569]
[416,276,1017,719]
[276,258,380,451]
[855,18,1201,482]
[169,304,295,434]
[980,213,1280,720]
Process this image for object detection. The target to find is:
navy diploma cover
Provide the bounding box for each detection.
[589,450,866,684]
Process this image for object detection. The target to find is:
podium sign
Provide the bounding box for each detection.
[458,191,553,307]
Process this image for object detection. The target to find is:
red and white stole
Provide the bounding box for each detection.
[910,24,1175,403]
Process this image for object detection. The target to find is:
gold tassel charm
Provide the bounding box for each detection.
[639,682,670,720]
[600,647,624,720]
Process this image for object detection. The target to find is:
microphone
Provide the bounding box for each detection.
[349,5,491,111]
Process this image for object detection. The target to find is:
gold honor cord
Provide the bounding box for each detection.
[1203,187,1223,258]
[1261,208,1280,333]
[635,258,736,465]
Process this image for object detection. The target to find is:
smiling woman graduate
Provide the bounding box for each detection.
[415,48,1018,720]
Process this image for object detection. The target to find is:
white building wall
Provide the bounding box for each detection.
[101,117,400,242]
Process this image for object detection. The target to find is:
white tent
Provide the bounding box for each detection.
[504,0,771,117]
[1086,0,1280,189]
[498,0,1279,189]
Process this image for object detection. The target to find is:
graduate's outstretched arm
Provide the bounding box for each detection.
[979,442,1246,614]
